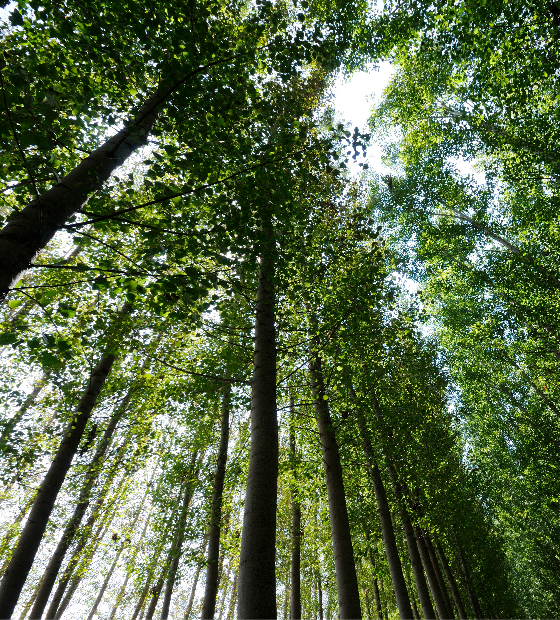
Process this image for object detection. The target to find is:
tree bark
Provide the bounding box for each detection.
[237,248,278,619]
[159,452,200,619]
[201,385,231,619]
[373,578,383,620]
[0,92,161,300]
[29,385,134,619]
[225,570,238,620]
[424,532,455,619]
[48,443,128,619]
[452,528,483,619]
[309,351,361,620]
[435,541,467,620]
[289,397,301,620]
[0,372,49,450]
[182,536,209,620]
[0,303,131,618]
[86,539,125,620]
[358,415,413,620]
[414,526,449,619]
[386,464,435,620]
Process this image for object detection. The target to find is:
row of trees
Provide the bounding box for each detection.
[0,0,558,618]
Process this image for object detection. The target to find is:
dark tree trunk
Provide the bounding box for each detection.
[309,351,361,620]
[183,536,209,620]
[373,578,383,620]
[29,386,134,619]
[452,529,483,619]
[201,385,231,619]
[317,574,324,620]
[435,542,468,620]
[358,415,413,620]
[0,91,162,301]
[86,540,125,620]
[160,452,200,619]
[48,443,128,619]
[289,397,301,620]
[386,464,435,620]
[415,526,449,619]
[0,301,131,619]
[424,532,455,619]
[237,247,278,619]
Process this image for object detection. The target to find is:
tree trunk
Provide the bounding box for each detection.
[0,302,131,618]
[386,464,435,620]
[201,385,231,619]
[225,570,238,620]
[414,526,449,619]
[309,351,361,620]
[86,539,125,620]
[0,91,162,300]
[237,247,278,619]
[0,372,50,450]
[289,397,301,620]
[29,385,134,619]
[373,578,383,620]
[358,415,413,620]
[109,505,153,620]
[159,452,201,619]
[452,528,483,619]
[424,532,455,619]
[183,537,209,620]
[317,574,324,620]
[435,541,467,620]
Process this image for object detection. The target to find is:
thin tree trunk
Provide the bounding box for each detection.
[0,372,50,449]
[30,385,135,619]
[452,529,483,619]
[289,397,301,620]
[201,385,231,619]
[424,532,455,619]
[159,452,201,619]
[386,464,435,620]
[372,578,383,620]
[109,506,153,620]
[435,541,467,620]
[86,539,125,620]
[225,570,238,620]
[183,537,209,620]
[237,245,278,619]
[358,414,412,620]
[0,303,131,618]
[414,526,449,619]
[309,350,361,619]
[54,520,113,619]
[317,574,324,620]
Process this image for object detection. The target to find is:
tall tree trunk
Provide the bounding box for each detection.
[358,414,413,620]
[225,570,238,620]
[289,397,301,620]
[237,245,278,619]
[386,464,435,620]
[201,385,231,619]
[414,526,449,619]
[0,303,131,618]
[183,537,209,620]
[0,89,163,300]
[109,505,154,620]
[0,372,50,450]
[317,574,324,620]
[29,384,136,619]
[452,528,483,619]
[47,446,127,619]
[424,532,455,620]
[435,541,467,620]
[54,520,113,619]
[86,539,125,620]
[372,578,383,620]
[309,350,361,619]
[159,452,201,619]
